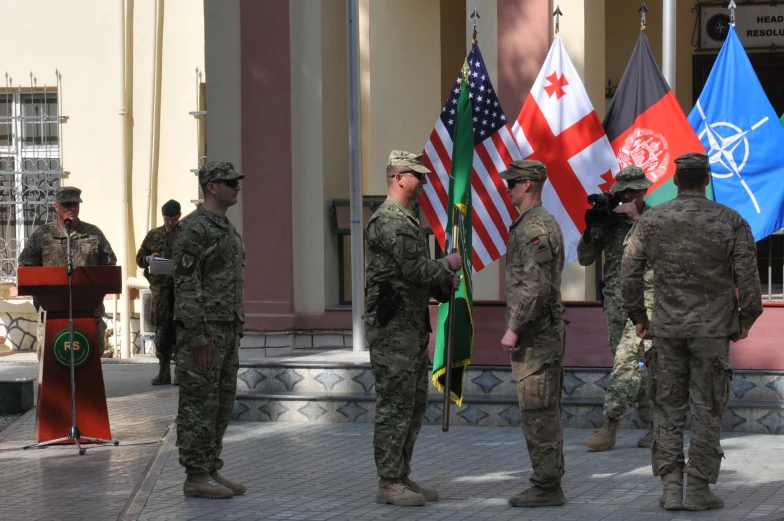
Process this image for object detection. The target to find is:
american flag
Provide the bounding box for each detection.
[420,43,522,272]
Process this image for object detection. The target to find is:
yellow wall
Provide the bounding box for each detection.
[290,0,349,313]
[363,0,442,197]
[605,0,697,113]
[204,0,243,232]
[133,0,205,269]
[0,0,204,304]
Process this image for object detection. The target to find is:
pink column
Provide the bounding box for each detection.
[239,0,295,330]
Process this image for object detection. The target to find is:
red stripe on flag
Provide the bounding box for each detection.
[472,147,511,244]
[488,133,519,218]
[470,203,501,261]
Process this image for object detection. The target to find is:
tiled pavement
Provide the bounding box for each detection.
[2,386,784,520]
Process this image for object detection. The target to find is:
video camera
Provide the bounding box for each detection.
[585,191,627,228]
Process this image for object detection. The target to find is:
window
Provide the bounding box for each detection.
[0,89,65,281]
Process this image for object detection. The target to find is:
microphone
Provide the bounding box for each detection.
[64,218,73,275]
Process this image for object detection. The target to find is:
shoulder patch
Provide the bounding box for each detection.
[522,223,552,263]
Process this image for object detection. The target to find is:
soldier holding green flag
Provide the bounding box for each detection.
[364,150,461,507]
[500,159,567,508]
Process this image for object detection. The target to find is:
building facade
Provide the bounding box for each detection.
[3,0,782,368]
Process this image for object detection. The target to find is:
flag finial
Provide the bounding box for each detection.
[638,1,649,31]
[728,0,736,25]
[553,5,563,35]
[470,7,480,43]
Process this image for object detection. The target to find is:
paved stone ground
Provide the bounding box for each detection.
[0,387,177,521]
[136,423,784,521]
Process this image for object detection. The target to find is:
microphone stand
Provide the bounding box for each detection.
[24,218,118,455]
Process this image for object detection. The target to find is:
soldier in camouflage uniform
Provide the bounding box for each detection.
[622,152,762,511]
[364,150,461,507]
[171,161,246,500]
[18,186,116,359]
[500,160,566,508]
[579,166,654,450]
[136,199,182,385]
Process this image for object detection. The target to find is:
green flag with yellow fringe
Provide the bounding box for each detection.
[431,73,474,407]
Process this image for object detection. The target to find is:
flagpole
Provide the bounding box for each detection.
[347,0,365,352]
[662,0,675,90]
[442,206,461,433]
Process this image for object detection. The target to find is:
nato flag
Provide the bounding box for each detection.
[688,25,784,241]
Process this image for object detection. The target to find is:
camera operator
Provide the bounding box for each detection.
[578,166,654,451]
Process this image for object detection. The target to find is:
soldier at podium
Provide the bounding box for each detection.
[18,186,117,359]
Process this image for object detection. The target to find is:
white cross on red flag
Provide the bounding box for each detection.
[512,35,619,264]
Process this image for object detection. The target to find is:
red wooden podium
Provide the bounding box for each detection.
[17,266,121,444]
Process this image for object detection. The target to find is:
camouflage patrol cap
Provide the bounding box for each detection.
[199,160,245,185]
[499,159,547,182]
[674,152,710,172]
[55,186,82,204]
[611,166,652,192]
[387,150,431,174]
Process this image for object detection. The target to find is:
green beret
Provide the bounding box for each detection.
[161,199,181,217]
[499,159,547,182]
[55,186,82,204]
[611,166,652,192]
[199,160,245,185]
[674,152,710,172]
[387,150,431,174]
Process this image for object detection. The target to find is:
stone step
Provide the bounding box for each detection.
[237,362,784,403]
[232,388,784,434]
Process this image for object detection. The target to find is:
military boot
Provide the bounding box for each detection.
[637,429,654,448]
[210,471,246,495]
[183,473,234,499]
[659,472,683,510]
[151,361,171,385]
[508,485,565,507]
[376,479,426,506]
[682,475,724,511]
[583,418,619,451]
[402,476,439,502]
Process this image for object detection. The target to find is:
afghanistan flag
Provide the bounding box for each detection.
[431,73,474,407]
[603,31,706,205]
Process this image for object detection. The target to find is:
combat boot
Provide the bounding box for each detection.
[508,485,565,507]
[682,475,724,511]
[583,418,619,451]
[659,472,683,510]
[376,479,426,506]
[210,471,246,495]
[183,473,234,499]
[637,429,654,448]
[402,476,439,501]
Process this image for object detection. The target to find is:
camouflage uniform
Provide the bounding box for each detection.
[18,186,116,358]
[137,224,175,363]
[622,153,762,491]
[172,162,246,476]
[501,160,566,495]
[364,152,453,485]
[578,167,654,426]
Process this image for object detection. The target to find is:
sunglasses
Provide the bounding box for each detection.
[212,179,241,189]
[398,170,426,180]
[506,178,529,189]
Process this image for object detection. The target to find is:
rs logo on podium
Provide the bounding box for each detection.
[51,329,93,369]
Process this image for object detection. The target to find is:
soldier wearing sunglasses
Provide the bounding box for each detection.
[171,160,247,500]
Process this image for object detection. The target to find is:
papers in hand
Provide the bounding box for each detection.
[149,257,174,276]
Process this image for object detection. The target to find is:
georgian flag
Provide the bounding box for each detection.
[512,35,620,265]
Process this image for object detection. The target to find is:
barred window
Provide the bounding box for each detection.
[0,89,64,281]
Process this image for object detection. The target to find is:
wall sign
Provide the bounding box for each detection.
[700,4,784,50]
